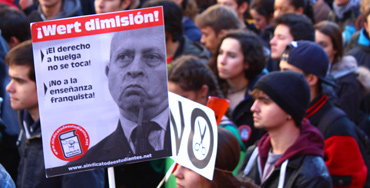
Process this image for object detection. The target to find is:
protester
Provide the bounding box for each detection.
[169,0,202,42]
[280,40,367,188]
[27,0,83,22]
[315,20,370,123]
[209,29,266,148]
[312,0,331,23]
[94,0,131,13]
[273,0,315,23]
[268,13,314,71]
[168,55,224,105]
[238,71,332,187]
[195,4,240,53]
[249,0,274,47]
[174,127,259,188]
[144,0,210,64]
[327,0,361,46]
[0,6,30,49]
[250,0,274,31]
[346,1,370,51]
[345,8,370,69]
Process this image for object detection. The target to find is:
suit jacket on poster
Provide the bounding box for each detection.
[69,120,171,165]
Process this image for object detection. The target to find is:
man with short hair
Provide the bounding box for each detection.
[0,7,30,49]
[238,71,332,187]
[267,13,314,71]
[195,4,240,53]
[217,0,258,32]
[144,0,210,64]
[280,40,367,188]
[28,0,82,22]
[5,40,105,188]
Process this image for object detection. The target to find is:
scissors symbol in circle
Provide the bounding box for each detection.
[195,121,207,156]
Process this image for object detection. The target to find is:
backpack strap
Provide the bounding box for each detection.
[317,107,347,135]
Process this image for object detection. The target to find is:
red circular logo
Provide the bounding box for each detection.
[238,125,252,142]
[50,124,89,161]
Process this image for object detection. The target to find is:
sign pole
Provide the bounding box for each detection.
[108,167,116,188]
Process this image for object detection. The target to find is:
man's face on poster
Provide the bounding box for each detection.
[107,26,168,118]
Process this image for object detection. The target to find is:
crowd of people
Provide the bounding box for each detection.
[0,0,370,187]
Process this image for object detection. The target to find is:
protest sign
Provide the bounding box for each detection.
[31,7,171,177]
[168,92,218,181]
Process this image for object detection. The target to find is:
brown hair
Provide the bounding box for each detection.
[195,4,240,35]
[182,0,199,21]
[5,40,35,81]
[209,29,265,97]
[250,0,274,23]
[273,13,315,41]
[168,55,223,98]
[314,20,343,64]
[212,127,259,188]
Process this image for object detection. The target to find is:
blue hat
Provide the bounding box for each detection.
[283,41,335,86]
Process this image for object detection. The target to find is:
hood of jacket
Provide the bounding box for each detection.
[330,55,370,94]
[330,55,358,79]
[331,55,358,72]
[257,118,324,169]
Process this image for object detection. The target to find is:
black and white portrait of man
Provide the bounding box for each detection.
[70,25,171,164]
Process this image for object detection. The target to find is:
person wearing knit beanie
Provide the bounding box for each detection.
[239,70,332,187]
[253,71,310,126]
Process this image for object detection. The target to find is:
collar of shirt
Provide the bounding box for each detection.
[120,107,169,140]
[22,110,40,138]
[119,107,169,153]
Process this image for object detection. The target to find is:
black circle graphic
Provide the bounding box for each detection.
[188,108,214,168]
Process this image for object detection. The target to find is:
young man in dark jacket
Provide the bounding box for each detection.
[5,40,105,188]
[238,71,332,187]
[280,40,367,188]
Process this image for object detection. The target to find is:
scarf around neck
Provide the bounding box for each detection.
[333,0,360,19]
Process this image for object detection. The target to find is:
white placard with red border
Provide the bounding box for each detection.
[31,7,171,177]
[168,92,218,181]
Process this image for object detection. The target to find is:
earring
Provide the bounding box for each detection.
[286,116,291,120]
